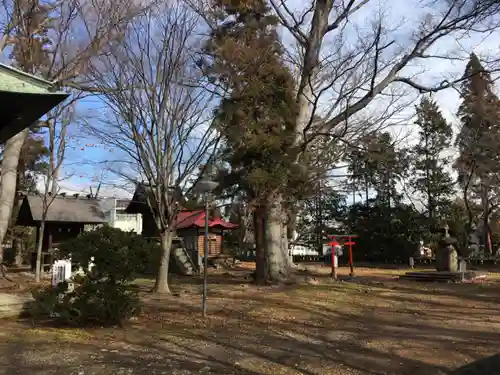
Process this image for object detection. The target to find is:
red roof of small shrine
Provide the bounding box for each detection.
[174,210,238,230]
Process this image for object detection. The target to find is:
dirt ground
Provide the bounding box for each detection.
[0,265,499,375]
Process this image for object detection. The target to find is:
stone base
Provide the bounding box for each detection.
[0,293,34,318]
[400,271,487,283]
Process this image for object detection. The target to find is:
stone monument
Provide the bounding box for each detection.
[435,224,458,272]
[401,223,488,282]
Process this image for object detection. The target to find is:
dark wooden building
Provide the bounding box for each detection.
[125,183,185,239]
[16,195,107,270]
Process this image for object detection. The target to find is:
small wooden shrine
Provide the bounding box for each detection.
[16,194,107,270]
[125,183,237,260]
[174,209,238,259]
[0,63,68,143]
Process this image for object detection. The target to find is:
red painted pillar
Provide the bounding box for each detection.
[345,236,355,276]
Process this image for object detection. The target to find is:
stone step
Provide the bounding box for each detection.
[400,271,487,283]
[172,247,196,276]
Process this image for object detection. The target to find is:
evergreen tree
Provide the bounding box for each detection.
[205,0,299,282]
[411,97,454,222]
[295,186,345,253]
[346,132,407,207]
[456,53,500,185]
[18,134,49,193]
[345,140,374,203]
[455,53,500,254]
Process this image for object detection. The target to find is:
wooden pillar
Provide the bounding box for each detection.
[47,224,54,271]
[33,225,40,271]
[195,228,200,269]
[221,230,224,255]
[35,224,40,245]
[47,224,53,251]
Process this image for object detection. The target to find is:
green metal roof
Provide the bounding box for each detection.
[0,63,66,94]
[0,63,69,143]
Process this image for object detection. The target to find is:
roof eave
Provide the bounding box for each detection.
[0,63,64,91]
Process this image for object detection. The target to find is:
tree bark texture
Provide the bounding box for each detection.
[35,221,45,282]
[0,129,29,262]
[265,193,292,282]
[153,229,173,294]
[253,206,267,284]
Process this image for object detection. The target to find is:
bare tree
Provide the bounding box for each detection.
[0,0,144,264]
[33,99,77,282]
[251,0,500,279]
[85,0,218,294]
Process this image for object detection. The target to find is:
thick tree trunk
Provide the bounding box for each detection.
[35,221,45,282]
[153,230,173,294]
[281,216,292,267]
[265,193,291,282]
[253,206,266,284]
[0,129,28,262]
[482,184,491,255]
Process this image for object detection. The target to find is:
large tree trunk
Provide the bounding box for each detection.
[0,129,29,263]
[482,184,491,255]
[253,206,266,284]
[261,0,324,284]
[281,216,292,267]
[35,220,45,282]
[153,230,173,294]
[265,193,292,282]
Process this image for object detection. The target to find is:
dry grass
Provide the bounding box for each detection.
[0,266,500,374]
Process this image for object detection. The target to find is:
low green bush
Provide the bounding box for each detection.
[32,226,158,326]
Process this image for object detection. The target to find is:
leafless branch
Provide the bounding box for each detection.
[270,0,500,163]
[84,1,219,232]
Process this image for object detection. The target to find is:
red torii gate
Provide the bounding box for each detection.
[328,234,357,279]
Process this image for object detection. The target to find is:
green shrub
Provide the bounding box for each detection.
[32,226,157,326]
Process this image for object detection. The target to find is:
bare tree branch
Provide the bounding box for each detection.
[268,0,500,155]
[83,1,219,293]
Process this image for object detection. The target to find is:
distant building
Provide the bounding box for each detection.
[100,198,142,234]
[125,183,238,271]
[289,243,320,257]
[16,194,107,271]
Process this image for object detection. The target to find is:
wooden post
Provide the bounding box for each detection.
[344,235,356,276]
[331,245,337,280]
[328,237,338,280]
[47,225,53,250]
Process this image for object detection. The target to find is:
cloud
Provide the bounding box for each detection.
[36,175,133,199]
[60,0,500,198]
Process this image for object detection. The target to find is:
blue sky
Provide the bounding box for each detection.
[4,0,497,199]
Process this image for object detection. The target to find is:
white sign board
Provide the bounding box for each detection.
[52,259,72,287]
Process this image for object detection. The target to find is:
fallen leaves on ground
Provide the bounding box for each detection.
[0,267,499,374]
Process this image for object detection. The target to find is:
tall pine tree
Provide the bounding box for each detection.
[205,0,298,282]
[346,132,407,208]
[455,53,500,254]
[411,97,454,223]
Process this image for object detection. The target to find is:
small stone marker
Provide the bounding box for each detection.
[409,256,415,269]
[459,259,467,282]
[459,259,467,273]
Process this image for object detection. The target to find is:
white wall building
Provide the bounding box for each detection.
[100,198,142,234]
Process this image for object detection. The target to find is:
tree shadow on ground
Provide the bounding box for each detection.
[4,272,500,375]
[449,354,500,375]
